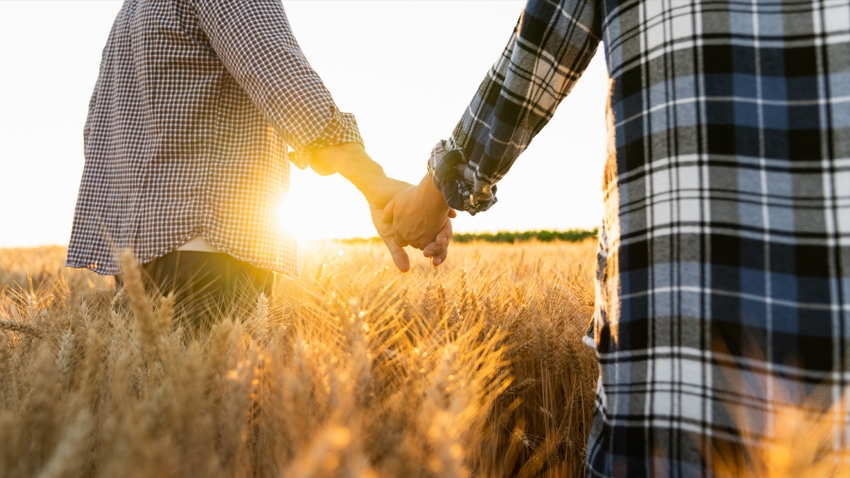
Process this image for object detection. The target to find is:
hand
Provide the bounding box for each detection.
[367,176,415,272]
[420,211,455,266]
[384,174,454,250]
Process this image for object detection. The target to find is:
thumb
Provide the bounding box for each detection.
[382,235,410,272]
[389,243,411,272]
[382,197,396,224]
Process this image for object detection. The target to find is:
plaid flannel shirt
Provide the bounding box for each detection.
[428,0,850,475]
[66,0,363,276]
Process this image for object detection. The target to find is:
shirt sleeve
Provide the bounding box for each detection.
[429,0,602,214]
[192,0,363,168]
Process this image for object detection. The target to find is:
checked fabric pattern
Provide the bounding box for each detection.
[428,0,850,475]
[67,0,363,276]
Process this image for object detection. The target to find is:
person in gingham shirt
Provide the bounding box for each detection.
[387,0,850,475]
[66,0,452,328]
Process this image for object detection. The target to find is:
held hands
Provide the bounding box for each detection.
[365,176,416,272]
[309,143,453,272]
[384,174,456,265]
[367,174,454,271]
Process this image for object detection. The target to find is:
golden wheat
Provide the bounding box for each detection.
[0,240,600,477]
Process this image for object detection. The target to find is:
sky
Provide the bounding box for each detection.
[0,0,609,248]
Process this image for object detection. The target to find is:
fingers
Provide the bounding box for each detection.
[392,249,412,272]
[422,219,452,266]
[383,197,410,248]
[403,218,451,250]
[382,237,411,272]
[431,247,448,266]
[382,196,396,224]
[422,238,449,266]
[422,239,449,266]
[371,198,410,272]
[435,217,453,244]
[421,240,442,259]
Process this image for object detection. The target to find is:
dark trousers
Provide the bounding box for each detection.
[117,251,275,332]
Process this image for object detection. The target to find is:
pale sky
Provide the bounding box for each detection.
[0,0,609,248]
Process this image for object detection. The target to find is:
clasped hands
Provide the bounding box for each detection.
[371,174,455,272]
[309,143,455,272]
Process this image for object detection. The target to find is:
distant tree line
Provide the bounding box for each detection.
[450,228,598,244]
[335,228,598,245]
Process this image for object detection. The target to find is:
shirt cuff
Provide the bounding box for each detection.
[427,138,497,215]
[289,110,364,169]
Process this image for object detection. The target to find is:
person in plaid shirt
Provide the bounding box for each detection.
[388,0,850,475]
[66,0,452,326]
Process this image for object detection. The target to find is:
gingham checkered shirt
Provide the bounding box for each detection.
[428,0,850,475]
[66,0,363,276]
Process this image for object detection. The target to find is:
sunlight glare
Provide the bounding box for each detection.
[277,187,366,246]
[277,195,310,246]
[278,167,383,245]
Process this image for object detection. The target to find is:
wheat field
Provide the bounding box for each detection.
[0,240,599,477]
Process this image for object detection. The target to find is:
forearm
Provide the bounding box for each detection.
[310,142,394,206]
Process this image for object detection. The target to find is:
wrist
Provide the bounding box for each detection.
[347,162,388,202]
[418,173,449,213]
[312,143,388,200]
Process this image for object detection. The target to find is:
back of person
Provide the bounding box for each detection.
[68,0,451,333]
[66,0,309,278]
[398,0,849,475]
[588,0,850,475]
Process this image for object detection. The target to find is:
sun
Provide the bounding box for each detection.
[277,168,378,244]
[277,194,341,246]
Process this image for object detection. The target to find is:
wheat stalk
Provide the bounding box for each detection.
[0,317,43,338]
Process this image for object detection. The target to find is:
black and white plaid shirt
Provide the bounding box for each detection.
[66,0,363,276]
[429,0,850,475]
